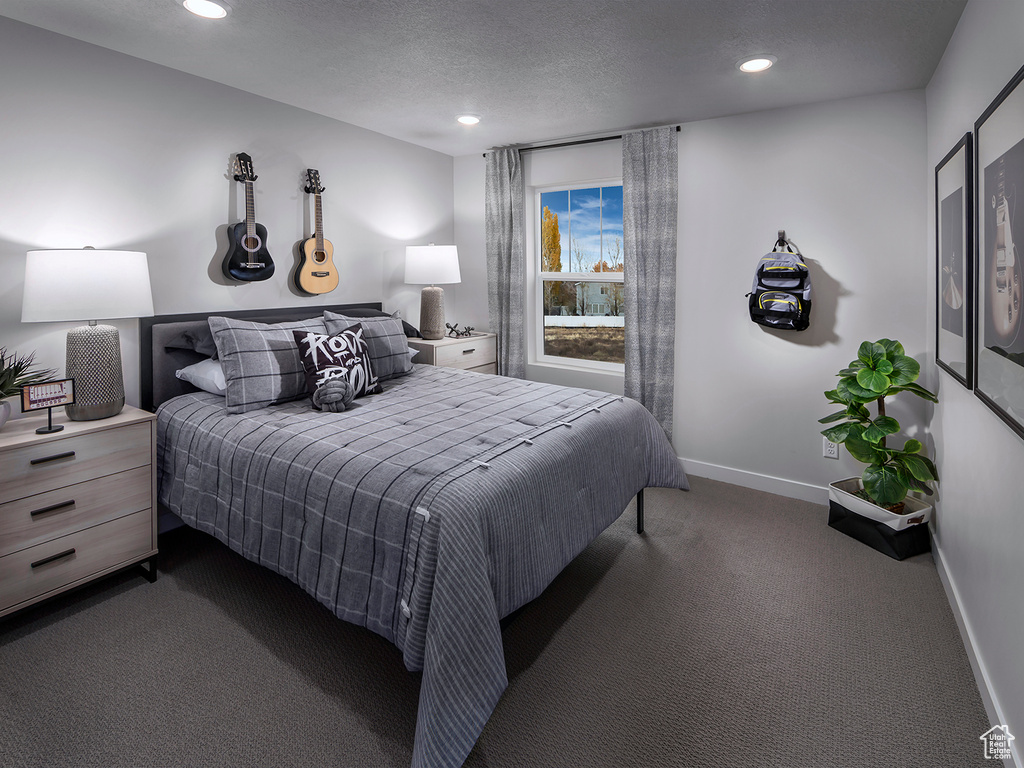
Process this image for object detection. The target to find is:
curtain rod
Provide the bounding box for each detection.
[483,125,680,157]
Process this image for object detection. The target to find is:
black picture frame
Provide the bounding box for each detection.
[935,133,973,388]
[974,62,1024,440]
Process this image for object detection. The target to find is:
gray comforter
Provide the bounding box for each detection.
[157,365,688,767]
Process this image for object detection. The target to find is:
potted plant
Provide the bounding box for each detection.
[819,339,938,558]
[0,347,55,431]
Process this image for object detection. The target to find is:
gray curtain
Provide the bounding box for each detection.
[623,127,678,440]
[484,148,526,378]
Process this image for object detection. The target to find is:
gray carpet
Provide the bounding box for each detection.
[0,477,994,767]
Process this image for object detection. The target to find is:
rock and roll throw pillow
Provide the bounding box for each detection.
[292,325,383,402]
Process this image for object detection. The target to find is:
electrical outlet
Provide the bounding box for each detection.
[823,436,839,459]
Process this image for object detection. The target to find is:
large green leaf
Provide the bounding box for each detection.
[862,464,910,506]
[896,454,937,482]
[824,388,851,405]
[876,338,905,357]
[862,416,900,444]
[875,358,894,375]
[858,341,887,367]
[856,368,891,393]
[900,438,923,454]
[821,423,854,443]
[915,453,938,481]
[818,410,849,424]
[889,355,921,386]
[840,377,883,402]
[890,382,939,403]
[845,432,883,464]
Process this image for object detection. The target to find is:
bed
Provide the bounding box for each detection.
[143,303,689,768]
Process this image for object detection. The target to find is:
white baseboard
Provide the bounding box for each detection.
[679,457,828,505]
[931,540,1020,766]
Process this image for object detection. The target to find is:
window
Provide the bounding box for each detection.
[537,185,624,366]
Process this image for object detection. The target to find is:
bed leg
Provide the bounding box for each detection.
[636,488,645,534]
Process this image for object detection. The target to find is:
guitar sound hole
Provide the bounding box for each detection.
[313,251,328,264]
[243,235,262,253]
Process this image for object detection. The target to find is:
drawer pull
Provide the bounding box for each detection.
[30,499,76,517]
[30,450,76,466]
[462,348,476,354]
[31,548,76,569]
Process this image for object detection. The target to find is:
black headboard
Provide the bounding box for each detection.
[140,302,383,412]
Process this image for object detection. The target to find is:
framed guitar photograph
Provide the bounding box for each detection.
[975,62,1024,439]
[935,132,973,388]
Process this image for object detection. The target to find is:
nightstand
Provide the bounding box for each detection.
[0,405,158,618]
[409,332,497,374]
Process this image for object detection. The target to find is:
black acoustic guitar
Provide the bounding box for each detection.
[295,169,339,294]
[223,152,275,282]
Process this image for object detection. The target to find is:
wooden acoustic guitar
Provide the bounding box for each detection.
[222,152,275,282]
[295,168,339,294]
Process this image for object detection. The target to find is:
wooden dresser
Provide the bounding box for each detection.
[0,405,158,618]
[409,332,497,374]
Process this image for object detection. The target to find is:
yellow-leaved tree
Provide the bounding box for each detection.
[541,206,564,314]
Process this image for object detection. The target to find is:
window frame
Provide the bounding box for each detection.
[532,180,626,374]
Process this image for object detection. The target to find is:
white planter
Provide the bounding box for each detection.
[828,477,932,531]
[0,399,10,431]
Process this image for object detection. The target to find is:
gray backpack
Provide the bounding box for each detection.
[747,238,811,331]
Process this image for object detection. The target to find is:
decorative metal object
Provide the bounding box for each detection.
[445,323,474,338]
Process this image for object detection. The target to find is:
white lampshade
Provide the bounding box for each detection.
[22,249,154,323]
[22,249,154,422]
[405,245,461,285]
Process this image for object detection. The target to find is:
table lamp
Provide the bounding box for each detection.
[22,248,155,421]
[405,244,461,340]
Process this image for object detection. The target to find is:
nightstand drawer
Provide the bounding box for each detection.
[0,509,153,614]
[0,466,152,557]
[0,422,151,505]
[435,336,497,370]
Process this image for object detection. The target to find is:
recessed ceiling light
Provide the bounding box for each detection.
[457,115,481,126]
[183,0,230,19]
[738,55,777,73]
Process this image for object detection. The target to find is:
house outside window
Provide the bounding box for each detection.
[537,184,624,368]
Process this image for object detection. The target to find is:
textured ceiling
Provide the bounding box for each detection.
[0,0,966,157]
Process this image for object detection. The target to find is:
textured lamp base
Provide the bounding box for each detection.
[65,324,125,421]
[419,286,446,340]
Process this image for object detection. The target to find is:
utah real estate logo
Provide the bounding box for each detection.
[980,725,1015,761]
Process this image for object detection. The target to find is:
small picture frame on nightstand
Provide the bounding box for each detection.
[21,378,75,434]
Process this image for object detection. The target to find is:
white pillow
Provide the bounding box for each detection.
[176,358,227,396]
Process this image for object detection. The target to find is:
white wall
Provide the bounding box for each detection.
[453,90,928,500]
[925,0,1024,749]
[677,91,929,500]
[0,17,453,412]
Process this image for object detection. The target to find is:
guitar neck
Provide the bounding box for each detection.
[244,179,256,238]
[313,192,325,251]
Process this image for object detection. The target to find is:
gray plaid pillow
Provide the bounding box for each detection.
[208,315,327,414]
[323,311,413,380]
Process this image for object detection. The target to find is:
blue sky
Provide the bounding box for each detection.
[541,186,623,272]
